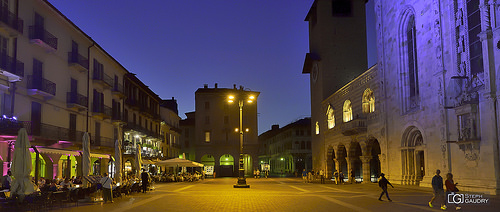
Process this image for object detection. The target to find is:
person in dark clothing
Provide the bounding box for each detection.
[141,169,150,193]
[429,169,446,210]
[378,173,394,201]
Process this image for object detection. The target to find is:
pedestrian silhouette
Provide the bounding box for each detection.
[378,173,393,201]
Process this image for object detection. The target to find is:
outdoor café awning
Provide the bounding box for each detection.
[34,147,110,159]
[155,158,204,167]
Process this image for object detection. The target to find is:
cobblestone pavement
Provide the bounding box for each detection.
[53,177,499,212]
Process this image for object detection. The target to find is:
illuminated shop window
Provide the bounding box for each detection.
[315,121,320,135]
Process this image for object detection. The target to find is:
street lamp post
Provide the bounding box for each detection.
[228,94,254,188]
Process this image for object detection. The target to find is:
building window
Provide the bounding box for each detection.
[362,88,375,113]
[399,9,420,113]
[332,0,352,17]
[315,121,320,135]
[327,105,335,129]
[343,100,352,122]
[205,131,211,143]
[205,101,210,110]
[224,116,229,125]
[205,116,210,125]
[466,0,483,75]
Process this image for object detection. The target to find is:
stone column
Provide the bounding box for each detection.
[360,156,372,184]
[346,157,355,183]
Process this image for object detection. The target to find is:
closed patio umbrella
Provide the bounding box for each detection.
[10,128,35,196]
[82,132,91,187]
[114,139,122,184]
[135,143,142,176]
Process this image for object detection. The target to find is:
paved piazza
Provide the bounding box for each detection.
[63,177,497,212]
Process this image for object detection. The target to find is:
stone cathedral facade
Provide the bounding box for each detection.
[304,0,500,194]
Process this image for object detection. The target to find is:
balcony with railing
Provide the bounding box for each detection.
[125,98,139,109]
[68,52,89,72]
[26,75,56,98]
[0,8,23,36]
[92,104,112,119]
[340,118,367,136]
[29,26,58,52]
[28,122,85,144]
[0,53,24,82]
[66,92,88,110]
[91,135,113,148]
[111,83,125,98]
[112,108,125,124]
[0,117,30,136]
[92,71,113,88]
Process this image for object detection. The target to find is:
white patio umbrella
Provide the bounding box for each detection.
[114,139,122,184]
[10,128,35,196]
[135,143,142,176]
[82,132,91,187]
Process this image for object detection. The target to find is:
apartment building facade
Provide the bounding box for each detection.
[0,0,177,182]
[258,118,312,175]
[180,84,259,177]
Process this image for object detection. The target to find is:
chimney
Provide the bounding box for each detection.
[239,85,244,90]
[271,125,279,130]
[233,84,237,89]
[215,83,218,88]
[204,84,208,88]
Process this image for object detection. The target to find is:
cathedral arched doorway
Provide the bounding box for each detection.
[401,126,425,185]
[348,142,362,182]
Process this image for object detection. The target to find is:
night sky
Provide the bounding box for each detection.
[48,0,376,134]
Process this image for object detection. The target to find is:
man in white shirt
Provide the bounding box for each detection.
[99,173,113,203]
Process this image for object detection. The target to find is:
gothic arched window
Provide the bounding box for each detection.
[362,88,375,113]
[327,105,335,129]
[399,8,420,113]
[343,100,352,122]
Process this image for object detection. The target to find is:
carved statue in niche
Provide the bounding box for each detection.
[456,8,463,26]
[457,36,465,53]
[458,60,466,76]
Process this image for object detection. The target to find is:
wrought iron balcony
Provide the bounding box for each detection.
[340,118,367,136]
[112,83,125,98]
[66,92,88,110]
[29,26,58,51]
[125,98,139,109]
[112,108,125,124]
[0,117,30,135]
[30,122,84,143]
[0,53,24,82]
[92,104,112,119]
[26,75,56,97]
[68,52,89,71]
[91,135,113,147]
[92,71,113,88]
[0,8,23,36]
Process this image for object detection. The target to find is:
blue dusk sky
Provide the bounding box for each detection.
[48,0,376,134]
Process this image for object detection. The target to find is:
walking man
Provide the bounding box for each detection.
[141,169,150,193]
[302,169,307,183]
[429,169,447,210]
[350,169,355,184]
[378,173,393,201]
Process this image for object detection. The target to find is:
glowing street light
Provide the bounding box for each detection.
[227,92,255,188]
